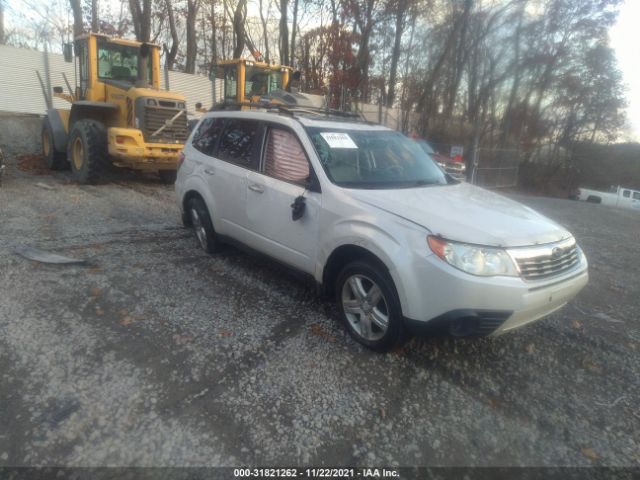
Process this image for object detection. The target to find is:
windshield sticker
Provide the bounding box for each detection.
[320,132,358,149]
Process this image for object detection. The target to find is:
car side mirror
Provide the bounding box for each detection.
[63,43,73,63]
[306,171,321,193]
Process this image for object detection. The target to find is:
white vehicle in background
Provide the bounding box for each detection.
[574,186,640,210]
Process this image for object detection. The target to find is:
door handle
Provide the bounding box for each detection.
[204,168,215,175]
[248,184,264,193]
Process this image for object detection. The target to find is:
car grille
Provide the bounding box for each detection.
[144,106,188,144]
[511,239,580,280]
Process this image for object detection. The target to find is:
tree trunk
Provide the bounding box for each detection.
[165,0,179,70]
[289,0,300,66]
[232,0,247,58]
[0,0,5,45]
[91,0,99,32]
[386,0,407,108]
[259,0,270,61]
[279,0,289,66]
[70,0,84,37]
[185,0,200,73]
[211,0,218,65]
[128,0,152,42]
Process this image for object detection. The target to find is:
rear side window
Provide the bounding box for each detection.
[264,128,309,184]
[623,190,631,198]
[192,117,225,156]
[217,119,259,168]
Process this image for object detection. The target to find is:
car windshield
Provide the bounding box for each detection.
[97,41,150,83]
[415,139,436,155]
[306,128,448,189]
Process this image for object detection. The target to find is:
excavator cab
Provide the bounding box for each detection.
[215,59,292,105]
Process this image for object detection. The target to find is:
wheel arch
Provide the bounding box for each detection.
[322,244,394,299]
[181,180,219,231]
[45,109,69,152]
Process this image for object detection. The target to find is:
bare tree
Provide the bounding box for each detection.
[69,0,84,37]
[289,0,300,66]
[91,0,99,32]
[129,0,152,42]
[0,0,5,44]
[185,0,200,73]
[278,0,289,65]
[258,0,271,61]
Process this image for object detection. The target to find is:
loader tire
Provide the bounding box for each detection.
[67,120,109,184]
[42,118,68,170]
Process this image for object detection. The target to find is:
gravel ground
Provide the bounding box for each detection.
[0,154,638,468]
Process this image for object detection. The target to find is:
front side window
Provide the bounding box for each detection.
[192,117,225,156]
[97,41,149,83]
[306,128,447,189]
[217,119,259,168]
[264,128,309,184]
[223,66,237,100]
[633,191,640,200]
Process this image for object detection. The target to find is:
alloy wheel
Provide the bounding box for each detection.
[341,274,390,341]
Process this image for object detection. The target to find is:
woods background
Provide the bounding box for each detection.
[1,0,638,193]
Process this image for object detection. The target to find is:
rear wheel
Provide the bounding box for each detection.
[336,260,406,352]
[42,118,68,170]
[67,120,109,184]
[187,197,219,253]
[158,170,177,184]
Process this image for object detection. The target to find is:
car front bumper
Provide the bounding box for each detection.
[395,252,589,336]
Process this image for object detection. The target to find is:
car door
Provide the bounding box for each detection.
[209,118,261,239]
[245,125,321,274]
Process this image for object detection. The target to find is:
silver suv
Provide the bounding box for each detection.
[176,109,588,351]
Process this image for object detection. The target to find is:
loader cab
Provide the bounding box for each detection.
[70,34,161,102]
[215,59,292,104]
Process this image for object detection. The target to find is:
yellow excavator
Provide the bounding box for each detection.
[42,33,188,183]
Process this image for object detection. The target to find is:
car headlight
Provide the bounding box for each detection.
[427,236,518,277]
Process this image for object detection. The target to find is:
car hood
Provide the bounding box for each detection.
[348,182,572,247]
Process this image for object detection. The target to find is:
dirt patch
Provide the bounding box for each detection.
[17,154,52,175]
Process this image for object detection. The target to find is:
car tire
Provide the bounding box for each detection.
[67,120,109,184]
[336,260,406,352]
[42,118,68,170]
[159,170,177,184]
[187,197,219,253]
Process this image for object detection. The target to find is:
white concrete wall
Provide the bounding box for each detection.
[0,44,222,115]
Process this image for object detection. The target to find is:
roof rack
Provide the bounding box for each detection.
[211,101,369,123]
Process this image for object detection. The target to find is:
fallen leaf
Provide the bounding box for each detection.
[89,287,102,298]
[219,330,233,337]
[526,343,535,354]
[310,324,336,342]
[572,319,582,329]
[379,407,385,419]
[119,315,135,326]
[95,306,104,316]
[173,334,194,345]
[581,447,599,461]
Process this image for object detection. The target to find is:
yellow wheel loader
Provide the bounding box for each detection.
[42,33,187,184]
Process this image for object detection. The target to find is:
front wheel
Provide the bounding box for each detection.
[336,260,406,352]
[159,170,177,184]
[67,120,109,184]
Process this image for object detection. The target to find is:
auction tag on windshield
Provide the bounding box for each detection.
[320,132,358,149]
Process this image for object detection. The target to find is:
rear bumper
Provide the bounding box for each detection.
[107,127,182,170]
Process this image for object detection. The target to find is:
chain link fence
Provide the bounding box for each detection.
[471,147,521,188]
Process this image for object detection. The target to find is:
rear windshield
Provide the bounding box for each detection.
[306,128,448,189]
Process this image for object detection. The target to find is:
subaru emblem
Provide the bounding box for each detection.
[552,247,563,258]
